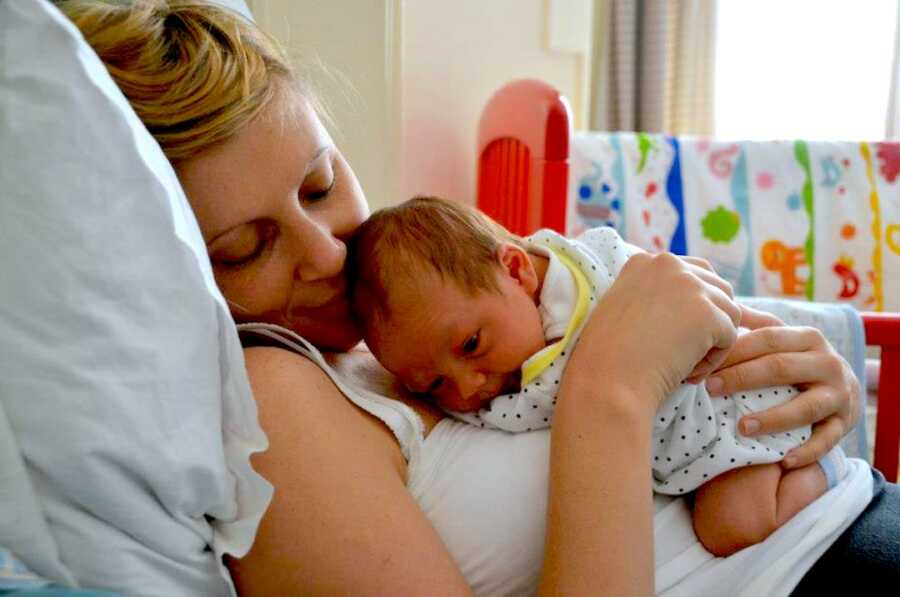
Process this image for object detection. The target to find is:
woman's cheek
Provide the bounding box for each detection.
[254,264,293,315]
[215,266,284,319]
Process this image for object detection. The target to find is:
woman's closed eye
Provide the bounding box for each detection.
[301,176,334,202]
[209,221,276,268]
[300,156,336,203]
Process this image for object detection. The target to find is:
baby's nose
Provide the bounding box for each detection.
[455,370,488,400]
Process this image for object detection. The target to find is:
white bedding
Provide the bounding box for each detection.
[0,1,271,594]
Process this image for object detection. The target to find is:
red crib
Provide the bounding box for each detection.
[477,79,900,483]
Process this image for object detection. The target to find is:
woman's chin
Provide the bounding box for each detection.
[312,329,363,352]
[295,319,364,352]
[234,310,363,352]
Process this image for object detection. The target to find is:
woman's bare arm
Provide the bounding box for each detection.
[231,343,671,596]
[233,345,663,596]
[541,378,656,595]
[228,347,472,596]
[539,252,743,596]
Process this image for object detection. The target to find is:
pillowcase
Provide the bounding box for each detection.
[0,1,271,594]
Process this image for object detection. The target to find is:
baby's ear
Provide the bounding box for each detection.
[498,243,539,295]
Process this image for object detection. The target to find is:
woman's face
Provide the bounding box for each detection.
[178,90,369,351]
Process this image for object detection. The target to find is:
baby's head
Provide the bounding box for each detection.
[347,196,547,413]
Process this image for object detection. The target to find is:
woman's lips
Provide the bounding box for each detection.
[287,293,351,321]
[291,277,348,310]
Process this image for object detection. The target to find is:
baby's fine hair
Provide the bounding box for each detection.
[347,196,523,325]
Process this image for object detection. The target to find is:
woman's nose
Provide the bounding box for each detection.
[290,218,347,282]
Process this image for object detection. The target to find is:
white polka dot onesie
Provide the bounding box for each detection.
[451,227,846,495]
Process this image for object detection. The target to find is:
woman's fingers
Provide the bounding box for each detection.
[707,351,825,397]
[680,255,718,276]
[651,255,740,384]
[682,293,739,384]
[689,281,742,336]
[688,302,862,470]
[738,305,785,330]
[735,384,841,437]
[707,327,827,389]
[782,415,847,469]
[684,348,727,384]
[685,263,736,301]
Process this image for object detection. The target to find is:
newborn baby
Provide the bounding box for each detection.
[347,196,846,556]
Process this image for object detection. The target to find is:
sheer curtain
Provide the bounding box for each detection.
[589,0,717,135]
[887,0,900,138]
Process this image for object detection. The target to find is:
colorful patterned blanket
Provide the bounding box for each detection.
[567,133,900,311]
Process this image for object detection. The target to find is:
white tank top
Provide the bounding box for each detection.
[238,323,873,597]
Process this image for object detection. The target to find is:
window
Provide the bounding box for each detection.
[715,0,898,141]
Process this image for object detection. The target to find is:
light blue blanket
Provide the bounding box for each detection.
[739,297,868,460]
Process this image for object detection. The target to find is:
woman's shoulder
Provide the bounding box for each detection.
[244,342,444,434]
[243,344,409,476]
[243,343,332,386]
[242,345,389,428]
[243,345,360,423]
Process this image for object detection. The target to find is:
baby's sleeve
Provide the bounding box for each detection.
[572,226,642,278]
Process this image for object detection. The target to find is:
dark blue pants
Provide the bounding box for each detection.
[792,469,900,593]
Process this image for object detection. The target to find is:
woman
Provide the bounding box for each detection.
[59,1,896,594]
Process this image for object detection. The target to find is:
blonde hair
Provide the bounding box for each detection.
[347,196,523,325]
[58,0,301,164]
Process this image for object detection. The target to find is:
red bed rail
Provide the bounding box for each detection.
[477,79,570,236]
[863,313,900,481]
[477,79,900,482]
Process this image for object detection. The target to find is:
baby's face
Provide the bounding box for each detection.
[367,268,546,413]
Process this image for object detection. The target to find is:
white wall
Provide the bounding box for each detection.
[248,0,587,209]
[248,0,399,209]
[398,0,586,205]
[211,0,252,19]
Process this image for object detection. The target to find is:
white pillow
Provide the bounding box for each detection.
[0,1,272,594]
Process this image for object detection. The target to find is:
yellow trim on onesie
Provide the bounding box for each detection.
[521,247,592,385]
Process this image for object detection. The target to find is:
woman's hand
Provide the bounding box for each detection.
[568,251,742,416]
[704,310,861,470]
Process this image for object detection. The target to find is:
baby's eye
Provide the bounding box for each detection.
[462,332,480,354]
[428,377,445,393]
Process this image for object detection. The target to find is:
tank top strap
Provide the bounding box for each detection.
[237,322,424,463]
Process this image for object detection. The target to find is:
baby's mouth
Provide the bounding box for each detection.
[442,372,526,414]
[473,373,522,406]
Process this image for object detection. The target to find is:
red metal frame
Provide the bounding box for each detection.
[863,313,900,482]
[477,78,900,482]
[477,79,570,235]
